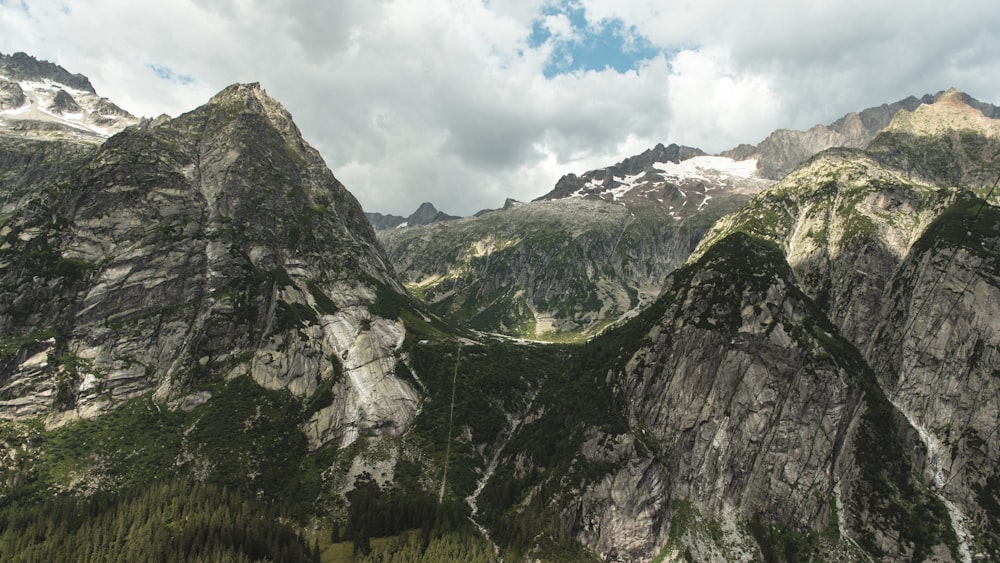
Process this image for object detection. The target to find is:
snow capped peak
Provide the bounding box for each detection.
[0,60,138,142]
[566,154,769,202]
[545,148,774,222]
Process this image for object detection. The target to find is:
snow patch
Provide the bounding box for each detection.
[655,156,759,183]
[0,77,137,138]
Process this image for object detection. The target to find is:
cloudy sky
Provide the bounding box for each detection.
[2,0,998,216]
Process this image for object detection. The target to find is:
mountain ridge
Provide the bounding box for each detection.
[721,88,1000,181]
[0,51,138,142]
[366,201,459,230]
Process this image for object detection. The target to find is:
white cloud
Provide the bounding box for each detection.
[2,0,999,216]
[666,48,782,151]
[541,13,577,42]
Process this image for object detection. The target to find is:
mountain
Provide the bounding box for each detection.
[377,91,997,343]
[377,144,771,340]
[534,142,770,208]
[677,92,1000,560]
[460,92,1000,562]
[2,52,1000,563]
[722,90,1000,180]
[478,233,956,561]
[0,51,138,142]
[867,88,1000,188]
[0,80,424,447]
[366,201,460,230]
[0,57,554,562]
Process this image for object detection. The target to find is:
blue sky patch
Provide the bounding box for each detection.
[529,1,663,78]
[146,63,195,85]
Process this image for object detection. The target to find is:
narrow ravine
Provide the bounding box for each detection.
[465,385,545,562]
[890,399,973,563]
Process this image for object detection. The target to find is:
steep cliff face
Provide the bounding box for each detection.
[867,195,1000,559]
[684,92,1000,560]
[0,83,415,451]
[479,233,955,562]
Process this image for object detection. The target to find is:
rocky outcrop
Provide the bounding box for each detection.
[0,79,25,110]
[0,82,416,448]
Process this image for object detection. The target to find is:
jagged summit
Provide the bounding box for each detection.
[0,51,138,141]
[866,88,1000,187]
[534,141,770,219]
[537,142,709,201]
[723,89,1000,181]
[207,82,273,111]
[0,51,95,93]
[198,82,307,146]
[366,201,459,230]
[885,87,1000,138]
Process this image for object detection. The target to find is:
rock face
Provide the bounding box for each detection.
[866,195,1000,560]
[0,82,417,449]
[678,92,1000,560]
[480,233,956,562]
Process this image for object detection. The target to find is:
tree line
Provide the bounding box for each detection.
[0,477,318,562]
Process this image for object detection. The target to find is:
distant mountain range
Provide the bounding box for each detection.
[365,201,459,230]
[373,90,999,224]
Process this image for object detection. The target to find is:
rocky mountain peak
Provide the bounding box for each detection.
[204,82,303,143]
[866,89,1000,188]
[0,52,138,141]
[366,201,459,230]
[409,202,444,223]
[0,51,95,93]
[207,81,265,106]
[536,142,708,201]
[885,88,1000,139]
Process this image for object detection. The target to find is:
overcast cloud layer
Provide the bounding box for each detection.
[2,0,999,216]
